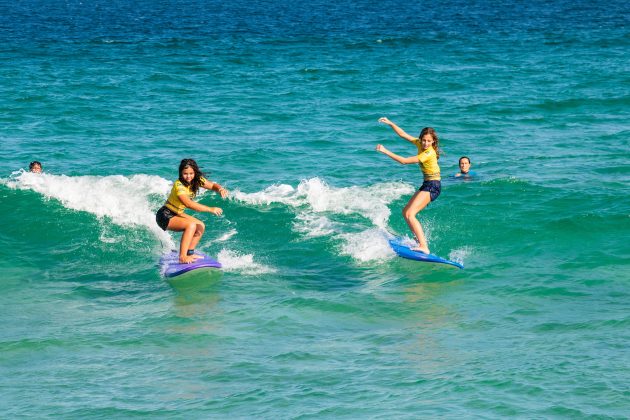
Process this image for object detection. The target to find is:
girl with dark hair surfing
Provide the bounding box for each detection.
[156,158,229,263]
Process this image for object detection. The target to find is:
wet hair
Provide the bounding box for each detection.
[459,156,471,164]
[29,161,42,171]
[178,158,206,196]
[418,127,440,159]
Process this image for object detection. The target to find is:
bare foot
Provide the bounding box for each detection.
[191,254,203,260]
[179,255,196,264]
[410,245,430,254]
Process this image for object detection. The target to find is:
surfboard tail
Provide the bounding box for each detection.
[388,238,464,269]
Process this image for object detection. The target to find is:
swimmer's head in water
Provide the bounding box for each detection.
[459,156,471,174]
[29,161,42,173]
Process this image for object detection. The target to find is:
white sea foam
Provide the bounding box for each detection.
[231,183,298,206]
[234,177,413,227]
[339,228,396,262]
[5,170,174,247]
[217,249,275,275]
[449,246,472,267]
[293,213,336,238]
[211,228,238,242]
[233,177,415,262]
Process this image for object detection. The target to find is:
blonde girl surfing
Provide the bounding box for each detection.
[376,117,441,254]
[156,158,229,263]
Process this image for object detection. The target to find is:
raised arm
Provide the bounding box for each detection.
[202,179,229,198]
[378,117,417,143]
[376,144,420,165]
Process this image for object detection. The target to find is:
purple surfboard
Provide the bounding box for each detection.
[160,251,222,278]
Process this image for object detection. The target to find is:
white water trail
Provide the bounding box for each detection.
[5,170,174,248]
[233,177,414,262]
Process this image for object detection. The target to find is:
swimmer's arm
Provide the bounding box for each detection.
[178,194,223,215]
[201,179,229,198]
[376,144,420,165]
[378,117,417,143]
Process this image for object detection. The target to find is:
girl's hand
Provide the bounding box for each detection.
[378,117,392,125]
[218,187,229,198]
[376,144,388,154]
[209,207,223,216]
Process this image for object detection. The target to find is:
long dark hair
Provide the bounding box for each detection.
[419,127,440,159]
[178,158,205,196]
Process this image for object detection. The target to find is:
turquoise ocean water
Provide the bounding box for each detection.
[1,1,629,417]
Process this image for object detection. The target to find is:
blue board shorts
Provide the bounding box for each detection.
[156,206,177,230]
[419,180,441,202]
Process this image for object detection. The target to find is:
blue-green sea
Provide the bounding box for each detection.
[1,1,629,417]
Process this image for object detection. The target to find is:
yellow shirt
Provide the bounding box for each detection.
[413,142,441,181]
[164,177,207,214]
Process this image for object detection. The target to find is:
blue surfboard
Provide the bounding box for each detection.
[160,251,222,278]
[388,237,464,269]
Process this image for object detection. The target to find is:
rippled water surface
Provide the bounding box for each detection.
[1,0,629,417]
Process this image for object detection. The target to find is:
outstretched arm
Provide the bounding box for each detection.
[378,117,417,143]
[376,144,420,165]
[178,194,223,216]
[202,179,229,199]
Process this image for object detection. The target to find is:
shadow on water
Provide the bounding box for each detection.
[167,267,222,295]
[166,268,223,319]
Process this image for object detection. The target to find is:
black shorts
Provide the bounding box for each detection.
[156,206,177,231]
[419,180,441,202]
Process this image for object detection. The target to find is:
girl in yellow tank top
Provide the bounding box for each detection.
[376,117,442,255]
[156,158,229,264]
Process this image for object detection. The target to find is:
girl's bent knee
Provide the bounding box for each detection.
[193,222,205,236]
[403,209,416,220]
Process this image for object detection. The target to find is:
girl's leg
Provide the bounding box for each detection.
[166,215,204,263]
[402,190,432,254]
[179,213,205,252]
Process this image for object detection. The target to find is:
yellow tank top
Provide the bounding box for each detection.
[413,142,441,181]
[164,177,207,214]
